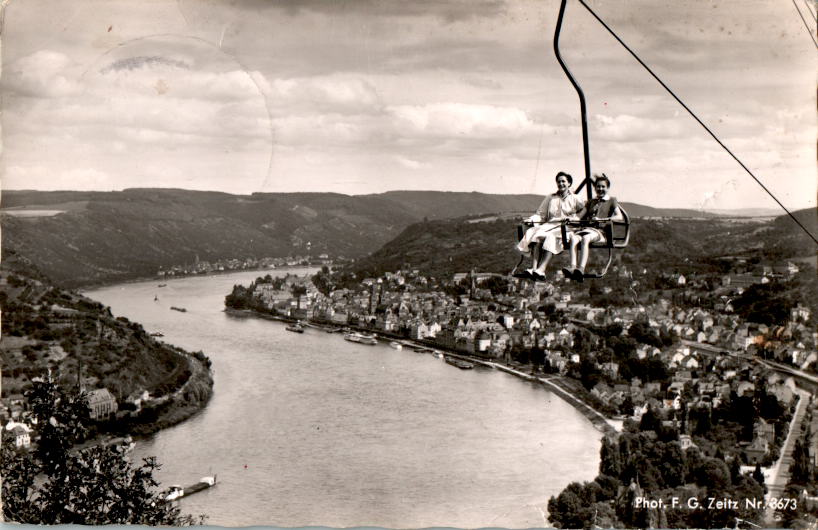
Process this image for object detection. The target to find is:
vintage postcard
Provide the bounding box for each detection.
[1,1,816,528]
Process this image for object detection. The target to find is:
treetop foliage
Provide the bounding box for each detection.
[2,380,202,525]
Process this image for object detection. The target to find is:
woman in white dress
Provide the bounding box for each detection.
[515,171,584,280]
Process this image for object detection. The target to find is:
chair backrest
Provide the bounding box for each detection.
[588,206,629,249]
[516,221,534,242]
[611,207,630,248]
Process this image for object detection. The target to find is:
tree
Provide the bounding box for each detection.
[224,284,252,309]
[573,328,594,354]
[312,265,332,296]
[530,346,545,372]
[693,457,731,492]
[639,405,661,433]
[628,321,662,347]
[752,463,766,491]
[599,436,622,477]
[547,487,586,528]
[480,275,509,296]
[729,455,742,484]
[692,406,712,436]
[578,357,602,390]
[1,381,201,525]
[732,281,794,326]
[290,284,308,310]
[790,438,811,484]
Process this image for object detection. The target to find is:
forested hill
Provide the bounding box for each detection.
[369,190,722,220]
[764,208,818,260]
[349,208,817,280]
[3,188,721,288]
[0,250,213,428]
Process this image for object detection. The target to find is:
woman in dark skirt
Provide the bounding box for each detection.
[564,174,624,281]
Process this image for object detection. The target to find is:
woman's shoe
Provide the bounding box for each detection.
[572,269,585,283]
[531,271,547,282]
[561,268,574,279]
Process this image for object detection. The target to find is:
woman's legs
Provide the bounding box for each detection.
[567,232,580,270]
[533,251,553,275]
[577,232,603,273]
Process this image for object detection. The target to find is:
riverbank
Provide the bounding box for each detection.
[230,306,615,435]
[75,264,319,291]
[470,360,615,435]
[77,349,214,451]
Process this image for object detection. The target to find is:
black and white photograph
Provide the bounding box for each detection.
[1,0,816,528]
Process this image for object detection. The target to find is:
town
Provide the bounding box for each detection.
[156,254,331,278]
[2,245,815,528]
[225,256,818,527]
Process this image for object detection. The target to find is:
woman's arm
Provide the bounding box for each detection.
[529,195,552,222]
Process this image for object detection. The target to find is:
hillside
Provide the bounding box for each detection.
[2,189,418,287]
[349,208,817,280]
[0,188,775,287]
[370,190,721,220]
[0,250,213,433]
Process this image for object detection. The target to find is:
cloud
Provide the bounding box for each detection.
[395,155,430,169]
[2,50,80,97]
[4,165,113,190]
[592,114,686,143]
[388,102,537,138]
[92,60,266,103]
[272,114,372,145]
[268,75,382,113]
[99,55,191,73]
[245,0,508,23]
[1,0,813,209]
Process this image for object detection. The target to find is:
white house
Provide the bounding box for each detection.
[5,421,31,449]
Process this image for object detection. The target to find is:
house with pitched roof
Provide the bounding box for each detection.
[87,388,118,421]
[5,422,31,449]
[744,435,769,464]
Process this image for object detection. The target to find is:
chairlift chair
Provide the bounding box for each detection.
[511,0,631,281]
[560,208,630,278]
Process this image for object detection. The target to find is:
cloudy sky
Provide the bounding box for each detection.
[2,0,816,210]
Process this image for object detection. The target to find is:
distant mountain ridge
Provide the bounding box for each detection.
[703,207,782,217]
[0,188,802,287]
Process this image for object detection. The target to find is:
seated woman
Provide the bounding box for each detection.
[515,171,584,281]
[563,174,624,282]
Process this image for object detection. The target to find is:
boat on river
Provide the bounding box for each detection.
[164,475,217,502]
[445,356,475,370]
[150,331,164,337]
[344,332,377,345]
[389,341,403,350]
[170,306,187,313]
[286,322,305,333]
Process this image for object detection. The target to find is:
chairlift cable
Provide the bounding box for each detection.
[792,0,818,49]
[803,0,818,22]
[573,0,818,246]
[532,123,546,192]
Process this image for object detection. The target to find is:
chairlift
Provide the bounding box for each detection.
[513,0,630,280]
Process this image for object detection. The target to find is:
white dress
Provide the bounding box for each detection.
[516,192,584,254]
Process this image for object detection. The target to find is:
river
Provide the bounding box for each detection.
[84,268,601,528]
